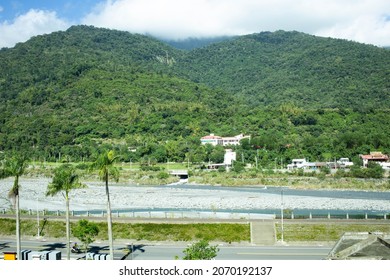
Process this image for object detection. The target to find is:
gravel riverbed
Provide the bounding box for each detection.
[0,177,389,213]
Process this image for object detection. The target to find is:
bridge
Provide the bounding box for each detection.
[169,170,189,179]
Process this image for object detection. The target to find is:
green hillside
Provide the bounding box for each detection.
[176,30,390,109]
[0,26,389,164]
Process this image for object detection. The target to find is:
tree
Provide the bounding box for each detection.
[46,164,86,260]
[72,219,99,254]
[90,150,119,260]
[0,153,29,260]
[182,239,219,260]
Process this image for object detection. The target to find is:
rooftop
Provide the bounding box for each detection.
[360,152,389,160]
[327,232,390,260]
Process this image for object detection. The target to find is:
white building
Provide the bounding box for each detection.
[336,158,354,168]
[200,133,250,146]
[207,149,236,170]
[224,149,236,165]
[287,159,308,169]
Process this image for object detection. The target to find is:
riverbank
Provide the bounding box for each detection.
[25,161,390,191]
[0,177,389,214]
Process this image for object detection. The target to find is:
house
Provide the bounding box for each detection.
[200,133,250,146]
[200,134,223,146]
[360,152,389,168]
[287,159,327,170]
[287,159,308,169]
[337,158,354,168]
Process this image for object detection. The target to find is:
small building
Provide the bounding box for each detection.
[337,158,354,168]
[360,152,389,168]
[207,149,236,170]
[287,159,327,170]
[223,149,236,165]
[201,133,250,146]
[287,159,308,169]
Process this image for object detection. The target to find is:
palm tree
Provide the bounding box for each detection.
[46,164,86,260]
[0,153,29,260]
[90,150,119,260]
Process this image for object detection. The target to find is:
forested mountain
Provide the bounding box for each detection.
[0,25,389,164]
[175,30,390,109]
[162,36,234,50]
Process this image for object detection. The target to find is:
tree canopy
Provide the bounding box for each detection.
[0,26,389,164]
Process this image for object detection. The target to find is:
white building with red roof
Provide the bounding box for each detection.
[200,133,250,146]
[360,152,389,168]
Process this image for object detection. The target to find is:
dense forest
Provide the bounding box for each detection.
[0,25,389,167]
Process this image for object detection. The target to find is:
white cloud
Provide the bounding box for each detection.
[0,9,70,48]
[82,0,390,45]
[0,1,389,48]
[316,15,390,47]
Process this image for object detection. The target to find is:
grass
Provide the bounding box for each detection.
[0,218,250,243]
[275,223,390,242]
[3,217,390,244]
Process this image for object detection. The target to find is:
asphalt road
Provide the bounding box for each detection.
[0,238,332,260]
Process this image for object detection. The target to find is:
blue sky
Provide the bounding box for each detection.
[0,0,96,22]
[1,0,389,48]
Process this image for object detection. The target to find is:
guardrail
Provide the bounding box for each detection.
[1,208,389,220]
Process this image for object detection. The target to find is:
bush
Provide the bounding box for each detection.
[181,240,219,260]
[232,161,245,173]
[351,163,384,179]
[218,166,226,172]
[157,171,170,179]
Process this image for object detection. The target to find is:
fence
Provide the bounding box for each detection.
[1,208,389,220]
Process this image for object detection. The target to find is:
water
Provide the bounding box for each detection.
[69,184,390,217]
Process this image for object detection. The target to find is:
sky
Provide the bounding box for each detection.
[0,0,390,48]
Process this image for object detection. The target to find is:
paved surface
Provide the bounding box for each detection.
[0,237,331,260]
[251,221,276,245]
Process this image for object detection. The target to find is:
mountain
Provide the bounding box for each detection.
[162,36,234,50]
[0,26,237,156]
[175,30,390,109]
[0,26,389,162]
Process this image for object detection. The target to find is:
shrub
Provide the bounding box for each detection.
[157,171,170,179]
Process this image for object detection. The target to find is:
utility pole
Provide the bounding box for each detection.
[281,189,284,243]
[37,198,40,238]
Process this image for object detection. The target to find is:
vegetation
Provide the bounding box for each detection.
[176,30,390,110]
[0,153,29,260]
[0,25,389,170]
[46,164,87,259]
[275,223,390,242]
[72,219,100,253]
[180,239,219,260]
[89,150,119,259]
[0,217,388,243]
[0,218,249,243]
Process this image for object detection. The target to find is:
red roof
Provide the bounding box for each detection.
[360,153,389,160]
[201,134,222,140]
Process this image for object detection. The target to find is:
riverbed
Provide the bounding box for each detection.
[1,177,389,215]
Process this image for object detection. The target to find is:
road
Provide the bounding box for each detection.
[0,238,331,260]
